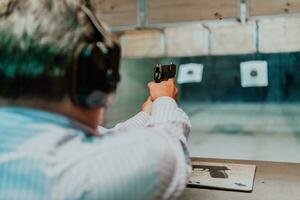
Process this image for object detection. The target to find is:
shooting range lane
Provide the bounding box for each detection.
[105,58,300,163]
[180,158,300,200]
[184,103,300,163]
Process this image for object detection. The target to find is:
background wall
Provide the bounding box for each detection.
[99,0,300,162]
[178,52,300,102]
[104,59,153,127]
[105,52,300,127]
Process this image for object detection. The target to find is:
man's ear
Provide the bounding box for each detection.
[105,93,116,107]
[96,107,105,126]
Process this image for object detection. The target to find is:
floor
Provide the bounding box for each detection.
[182,103,300,163]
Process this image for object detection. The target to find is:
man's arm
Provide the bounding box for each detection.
[145,96,191,199]
[99,98,153,134]
[98,112,150,134]
[78,97,191,200]
[61,79,191,200]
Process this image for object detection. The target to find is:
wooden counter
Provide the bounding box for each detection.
[180,158,300,200]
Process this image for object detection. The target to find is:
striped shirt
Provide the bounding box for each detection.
[0,97,191,200]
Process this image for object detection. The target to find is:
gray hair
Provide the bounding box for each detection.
[0,0,98,100]
[0,0,91,57]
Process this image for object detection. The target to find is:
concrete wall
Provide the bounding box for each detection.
[120,17,300,57]
[209,22,256,55]
[165,25,209,57]
[259,18,300,53]
[121,30,164,58]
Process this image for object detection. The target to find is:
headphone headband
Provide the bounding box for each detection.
[70,4,121,108]
[79,3,113,47]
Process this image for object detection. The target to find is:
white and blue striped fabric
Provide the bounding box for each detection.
[0,97,191,200]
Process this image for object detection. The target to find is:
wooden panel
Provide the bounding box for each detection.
[250,0,300,17]
[91,0,137,26]
[148,0,238,24]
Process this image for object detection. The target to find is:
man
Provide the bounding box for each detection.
[0,0,191,200]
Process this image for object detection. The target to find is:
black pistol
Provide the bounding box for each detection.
[154,64,176,83]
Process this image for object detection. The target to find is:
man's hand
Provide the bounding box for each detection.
[141,97,153,114]
[148,79,178,101]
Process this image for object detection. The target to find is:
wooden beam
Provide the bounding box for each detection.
[91,0,137,26]
[250,0,300,17]
[147,0,238,24]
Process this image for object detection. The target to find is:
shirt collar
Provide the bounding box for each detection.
[0,106,101,136]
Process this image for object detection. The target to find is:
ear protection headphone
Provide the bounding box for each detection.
[69,1,121,109]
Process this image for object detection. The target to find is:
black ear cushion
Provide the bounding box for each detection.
[73,44,108,108]
[69,42,121,108]
[107,43,121,89]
